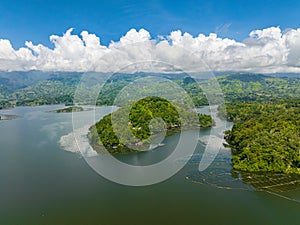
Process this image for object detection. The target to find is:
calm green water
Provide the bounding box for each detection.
[0,105,299,225]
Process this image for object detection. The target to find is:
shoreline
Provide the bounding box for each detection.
[0,114,20,121]
[60,105,226,156]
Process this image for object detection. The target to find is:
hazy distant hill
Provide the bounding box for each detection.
[217,73,300,102]
[1,71,300,107]
[0,83,9,99]
[0,71,54,93]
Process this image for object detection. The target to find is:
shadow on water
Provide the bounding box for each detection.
[185,147,300,203]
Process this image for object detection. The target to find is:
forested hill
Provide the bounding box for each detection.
[1,71,300,108]
[217,73,300,102]
[0,72,83,107]
[88,96,214,154]
[223,102,300,174]
[0,71,74,93]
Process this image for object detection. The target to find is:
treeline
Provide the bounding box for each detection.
[223,101,300,174]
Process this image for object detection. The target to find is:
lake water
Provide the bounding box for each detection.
[0,105,299,225]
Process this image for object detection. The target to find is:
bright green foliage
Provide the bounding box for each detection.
[88,97,214,154]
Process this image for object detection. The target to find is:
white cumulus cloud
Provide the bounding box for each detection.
[1,27,300,73]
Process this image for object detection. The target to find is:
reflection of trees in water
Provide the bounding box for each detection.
[240,173,300,192]
[185,154,300,203]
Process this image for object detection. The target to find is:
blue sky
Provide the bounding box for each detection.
[1,0,300,48]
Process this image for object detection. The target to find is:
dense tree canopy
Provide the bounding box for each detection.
[1,72,300,173]
[88,97,214,154]
[223,101,300,174]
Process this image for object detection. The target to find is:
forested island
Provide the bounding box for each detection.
[1,71,300,173]
[54,106,84,113]
[88,96,214,154]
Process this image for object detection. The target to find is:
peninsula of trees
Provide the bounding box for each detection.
[222,101,300,174]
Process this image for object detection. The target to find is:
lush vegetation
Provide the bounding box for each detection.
[2,72,300,108]
[0,72,82,107]
[223,101,300,174]
[217,74,300,103]
[1,71,300,173]
[88,96,214,154]
[54,106,84,113]
[13,73,82,106]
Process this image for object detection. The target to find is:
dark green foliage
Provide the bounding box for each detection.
[198,114,215,128]
[2,71,300,172]
[55,106,84,113]
[224,101,300,174]
[0,100,13,109]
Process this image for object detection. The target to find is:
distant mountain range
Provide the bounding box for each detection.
[0,71,300,109]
